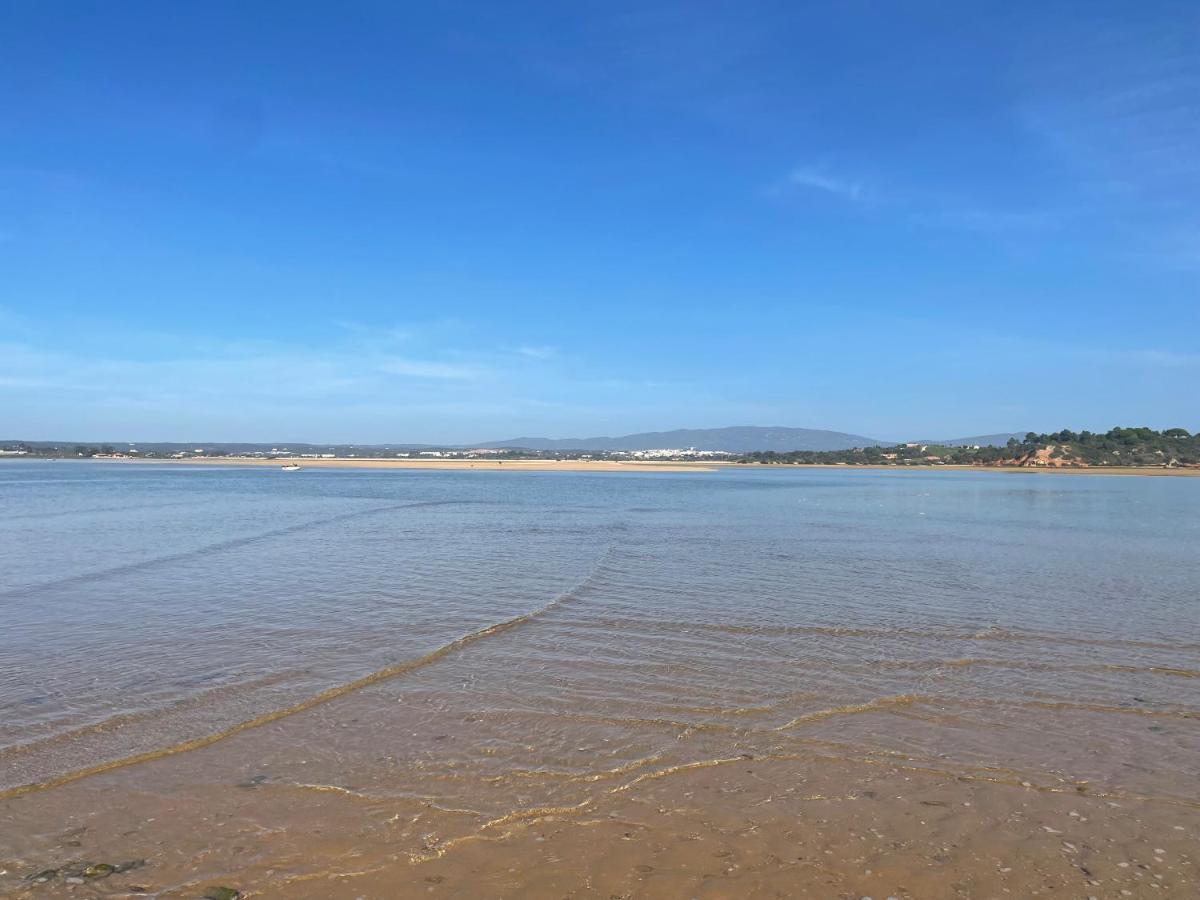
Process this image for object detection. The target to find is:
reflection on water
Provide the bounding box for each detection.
[2,460,1199,807]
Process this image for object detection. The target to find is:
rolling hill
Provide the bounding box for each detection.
[482,426,885,453]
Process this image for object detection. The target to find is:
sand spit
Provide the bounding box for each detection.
[53,457,1200,476]
[102,456,716,473]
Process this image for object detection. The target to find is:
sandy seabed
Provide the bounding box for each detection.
[2,702,1195,899]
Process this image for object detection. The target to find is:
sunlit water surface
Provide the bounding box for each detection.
[2,461,1198,802]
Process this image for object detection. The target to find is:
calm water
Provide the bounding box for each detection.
[2,461,1199,800]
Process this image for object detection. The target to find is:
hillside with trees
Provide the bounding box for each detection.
[738,427,1200,468]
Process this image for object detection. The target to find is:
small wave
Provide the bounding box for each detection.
[0,670,298,762]
[769,693,1200,732]
[2,498,208,522]
[560,616,1200,653]
[774,694,920,730]
[0,499,491,601]
[857,658,1200,678]
[0,541,619,800]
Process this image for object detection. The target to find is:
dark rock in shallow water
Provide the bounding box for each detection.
[27,860,146,883]
[202,887,242,900]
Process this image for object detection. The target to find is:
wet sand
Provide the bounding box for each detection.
[2,687,1196,899]
[4,594,1198,898]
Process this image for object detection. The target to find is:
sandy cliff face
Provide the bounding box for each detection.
[990,444,1088,468]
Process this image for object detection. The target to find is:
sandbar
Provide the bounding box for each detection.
[102,456,716,473]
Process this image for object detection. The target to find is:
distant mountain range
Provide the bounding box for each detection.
[483,426,880,453]
[483,427,1022,452]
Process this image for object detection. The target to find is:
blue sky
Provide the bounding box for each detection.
[2,1,1197,443]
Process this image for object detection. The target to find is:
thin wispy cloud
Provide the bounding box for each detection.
[912,208,1060,234]
[1012,14,1200,265]
[0,324,723,443]
[785,165,864,200]
[377,357,480,380]
[1093,348,1200,369]
[0,376,51,388]
[516,345,557,360]
[1017,20,1200,190]
[334,320,413,344]
[949,334,1200,372]
[777,166,1064,242]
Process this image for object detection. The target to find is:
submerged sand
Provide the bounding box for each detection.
[4,596,1198,898]
[2,688,1195,899]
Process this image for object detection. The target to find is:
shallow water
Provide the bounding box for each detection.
[2,461,1198,797]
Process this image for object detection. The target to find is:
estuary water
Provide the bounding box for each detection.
[3,460,1198,805]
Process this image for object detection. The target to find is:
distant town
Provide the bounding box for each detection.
[0,443,736,462]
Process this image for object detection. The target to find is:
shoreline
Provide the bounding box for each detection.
[719,462,1200,477]
[87,456,717,473]
[6,457,1198,476]
[74,457,1200,476]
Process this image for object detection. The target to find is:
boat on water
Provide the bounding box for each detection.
[280,463,301,471]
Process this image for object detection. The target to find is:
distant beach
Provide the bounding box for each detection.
[87,455,1200,477]
[100,456,717,473]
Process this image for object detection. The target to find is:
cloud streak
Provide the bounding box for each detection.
[0,323,703,442]
[785,165,864,200]
[516,344,557,360]
[377,357,480,379]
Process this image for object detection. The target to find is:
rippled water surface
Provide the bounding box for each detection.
[3,461,1199,801]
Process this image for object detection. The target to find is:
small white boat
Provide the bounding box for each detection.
[280,463,301,471]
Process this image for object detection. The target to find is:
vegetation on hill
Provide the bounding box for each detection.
[738,427,1199,468]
